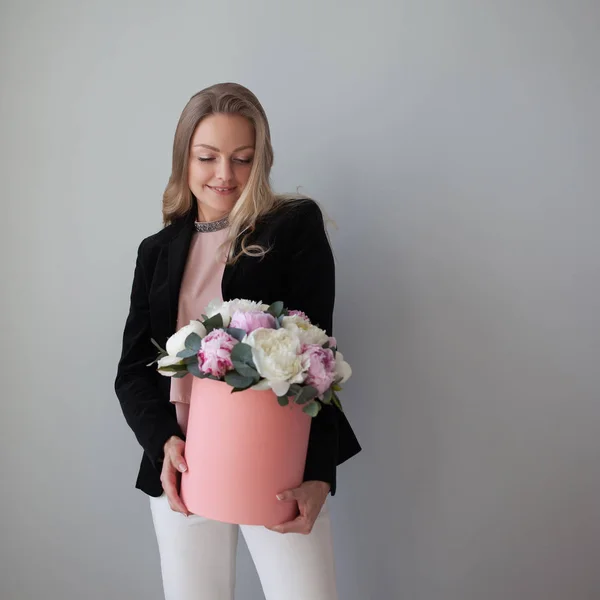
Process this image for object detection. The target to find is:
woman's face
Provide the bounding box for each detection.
[188,113,255,221]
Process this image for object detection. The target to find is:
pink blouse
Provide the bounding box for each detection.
[170,227,231,436]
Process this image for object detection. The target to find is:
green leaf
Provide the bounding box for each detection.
[267,301,284,318]
[289,383,303,396]
[322,341,330,349]
[233,361,260,379]
[184,333,203,352]
[172,371,188,379]
[322,388,333,405]
[332,383,342,392]
[277,395,289,407]
[294,385,318,405]
[187,362,202,378]
[332,391,344,412]
[203,313,224,333]
[230,343,254,366]
[225,327,246,342]
[303,401,321,417]
[177,347,197,359]
[151,338,166,353]
[224,371,254,390]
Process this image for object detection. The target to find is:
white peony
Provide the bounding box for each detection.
[244,328,308,397]
[157,355,185,377]
[335,351,352,384]
[205,298,269,327]
[281,315,329,347]
[166,320,207,356]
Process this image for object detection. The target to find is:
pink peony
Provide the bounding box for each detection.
[198,330,238,378]
[229,310,276,334]
[328,336,337,349]
[288,310,310,323]
[301,344,337,396]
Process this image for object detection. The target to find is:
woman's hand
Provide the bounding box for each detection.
[161,436,190,516]
[267,481,331,534]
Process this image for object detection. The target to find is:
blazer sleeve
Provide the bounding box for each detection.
[114,240,184,472]
[282,200,340,495]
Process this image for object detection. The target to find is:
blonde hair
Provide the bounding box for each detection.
[162,82,308,263]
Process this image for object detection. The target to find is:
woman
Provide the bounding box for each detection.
[115,82,361,600]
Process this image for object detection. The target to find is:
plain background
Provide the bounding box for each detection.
[1,1,599,599]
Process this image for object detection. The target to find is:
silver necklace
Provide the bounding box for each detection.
[194,216,229,233]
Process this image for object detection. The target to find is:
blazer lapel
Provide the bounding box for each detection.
[166,210,196,334]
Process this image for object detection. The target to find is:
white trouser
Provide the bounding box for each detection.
[149,493,339,600]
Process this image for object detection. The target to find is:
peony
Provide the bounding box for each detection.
[166,320,207,356]
[244,328,308,397]
[205,298,269,327]
[229,310,276,334]
[287,309,310,322]
[281,315,329,347]
[301,344,337,395]
[198,330,238,378]
[334,351,352,384]
[157,355,185,377]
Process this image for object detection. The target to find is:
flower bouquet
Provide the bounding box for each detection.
[150,299,352,525]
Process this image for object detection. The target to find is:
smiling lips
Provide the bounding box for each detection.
[208,185,237,195]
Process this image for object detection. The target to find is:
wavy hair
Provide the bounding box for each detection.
[162,82,309,263]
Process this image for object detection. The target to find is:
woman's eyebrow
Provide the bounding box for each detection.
[193,144,254,152]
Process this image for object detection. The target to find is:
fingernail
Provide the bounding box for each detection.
[179,464,187,472]
[276,494,284,500]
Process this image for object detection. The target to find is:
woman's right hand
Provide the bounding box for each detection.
[161,436,190,516]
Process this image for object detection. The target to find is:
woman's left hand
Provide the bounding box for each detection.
[267,480,331,535]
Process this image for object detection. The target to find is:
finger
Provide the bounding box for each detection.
[167,449,188,473]
[269,515,312,535]
[276,488,300,502]
[161,467,189,516]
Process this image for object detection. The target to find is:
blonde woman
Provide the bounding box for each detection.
[115,82,361,600]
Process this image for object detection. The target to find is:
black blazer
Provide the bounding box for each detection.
[115,198,361,497]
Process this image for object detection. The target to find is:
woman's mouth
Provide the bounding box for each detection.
[207,185,237,196]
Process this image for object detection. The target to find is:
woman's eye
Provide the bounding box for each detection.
[198,157,214,162]
[234,158,253,164]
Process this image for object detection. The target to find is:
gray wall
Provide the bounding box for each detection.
[1,1,599,599]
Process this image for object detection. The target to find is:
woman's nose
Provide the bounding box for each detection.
[216,158,233,182]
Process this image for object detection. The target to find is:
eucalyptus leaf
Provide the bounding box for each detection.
[172,371,188,379]
[177,348,197,359]
[289,383,303,396]
[294,385,318,405]
[225,371,254,390]
[203,313,224,332]
[225,327,247,342]
[183,356,198,365]
[303,401,321,417]
[184,332,203,352]
[233,362,260,379]
[187,362,202,378]
[322,388,333,405]
[151,338,166,353]
[230,343,254,366]
[277,395,289,407]
[267,301,284,318]
[322,341,330,349]
[332,392,344,412]
[332,383,342,392]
